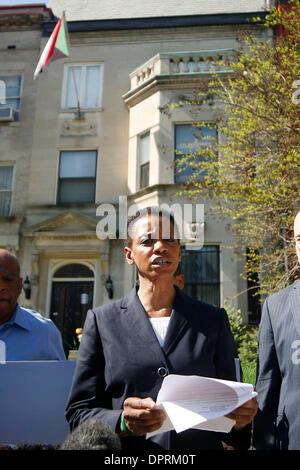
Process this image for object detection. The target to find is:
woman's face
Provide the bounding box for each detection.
[125,214,181,281]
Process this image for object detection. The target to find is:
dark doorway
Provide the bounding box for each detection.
[50,264,94,355]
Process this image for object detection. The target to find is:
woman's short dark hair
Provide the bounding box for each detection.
[125,206,180,247]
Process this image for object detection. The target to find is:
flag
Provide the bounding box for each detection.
[34,16,69,79]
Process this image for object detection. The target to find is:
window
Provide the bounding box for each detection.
[63,64,103,109]
[57,150,97,204]
[180,245,220,306]
[139,132,150,189]
[54,263,94,278]
[0,75,22,121]
[174,124,217,183]
[0,166,14,216]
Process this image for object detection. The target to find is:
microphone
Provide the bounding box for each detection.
[59,418,121,450]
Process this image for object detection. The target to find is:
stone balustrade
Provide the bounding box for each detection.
[129,49,235,90]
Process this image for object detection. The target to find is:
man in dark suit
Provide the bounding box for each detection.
[253,210,300,450]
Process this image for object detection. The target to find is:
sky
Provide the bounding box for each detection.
[0,1,49,5]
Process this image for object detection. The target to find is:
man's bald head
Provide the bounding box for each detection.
[294,211,300,265]
[0,249,20,276]
[0,249,22,325]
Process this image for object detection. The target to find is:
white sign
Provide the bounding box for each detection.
[0,360,75,445]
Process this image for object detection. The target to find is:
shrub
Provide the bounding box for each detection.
[224,300,259,384]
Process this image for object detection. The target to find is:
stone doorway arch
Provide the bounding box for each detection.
[50,263,94,355]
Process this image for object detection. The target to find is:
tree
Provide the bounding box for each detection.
[168,1,300,298]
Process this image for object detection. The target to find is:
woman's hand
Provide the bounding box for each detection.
[226,396,259,430]
[121,397,166,436]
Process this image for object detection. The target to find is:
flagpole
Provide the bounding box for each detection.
[71,66,83,119]
[63,10,84,120]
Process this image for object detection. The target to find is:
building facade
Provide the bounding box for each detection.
[0,1,272,352]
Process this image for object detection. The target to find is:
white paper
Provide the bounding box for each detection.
[147,374,257,438]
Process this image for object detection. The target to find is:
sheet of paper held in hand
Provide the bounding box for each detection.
[146,374,257,438]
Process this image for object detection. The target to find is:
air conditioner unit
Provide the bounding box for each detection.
[0,106,17,121]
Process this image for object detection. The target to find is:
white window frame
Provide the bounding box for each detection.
[0,164,15,216]
[61,63,104,110]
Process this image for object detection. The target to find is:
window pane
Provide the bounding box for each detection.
[66,66,82,108]
[0,192,11,216]
[59,151,96,178]
[139,132,150,189]
[184,283,220,307]
[140,132,150,165]
[175,125,199,154]
[58,178,95,204]
[0,75,21,98]
[5,98,20,111]
[85,66,101,108]
[0,163,13,216]
[140,162,149,188]
[181,245,220,306]
[0,166,13,190]
[0,76,21,120]
[54,263,94,278]
[174,124,216,183]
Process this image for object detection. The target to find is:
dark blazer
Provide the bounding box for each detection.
[65,286,250,450]
[253,281,300,450]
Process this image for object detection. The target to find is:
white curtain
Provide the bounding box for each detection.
[66,67,82,108]
[85,66,101,108]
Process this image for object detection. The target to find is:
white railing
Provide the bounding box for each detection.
[129,49,235,90]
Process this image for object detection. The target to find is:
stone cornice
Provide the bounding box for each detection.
[24,231,98,240]
[122,72,232,108]
[42,12,267,36]
[22,210,98,235]
[127,183,184,202]
[0,5,53,31]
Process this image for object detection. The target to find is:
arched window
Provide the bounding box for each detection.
[53,263,94,278]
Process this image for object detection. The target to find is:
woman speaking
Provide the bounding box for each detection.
[65,206,257,450]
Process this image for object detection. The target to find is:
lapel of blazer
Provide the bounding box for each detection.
[162,287,190,355]
[291,281,300,337]
[120,286,190,359]
[120,287,167,362]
